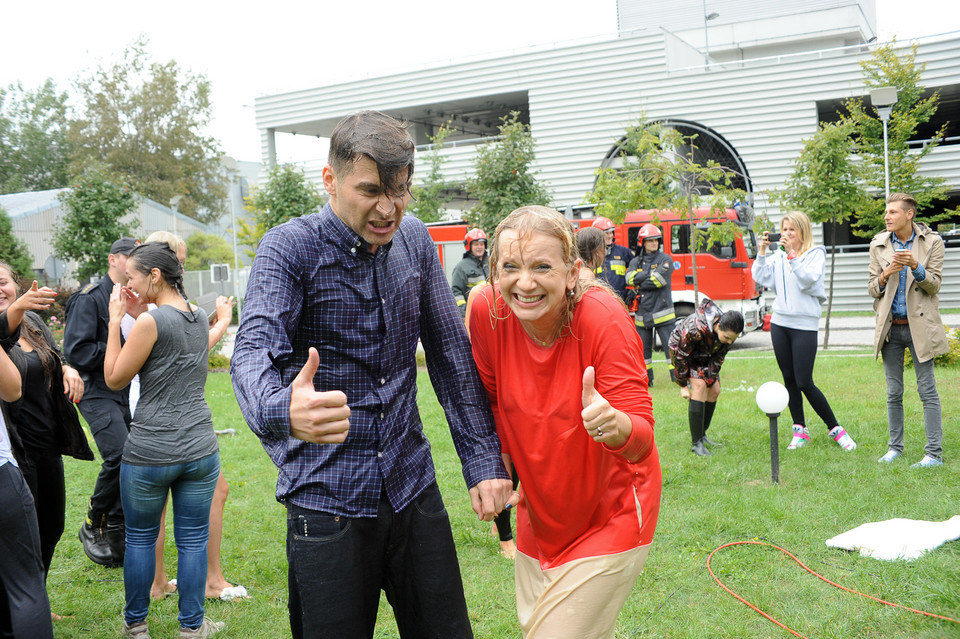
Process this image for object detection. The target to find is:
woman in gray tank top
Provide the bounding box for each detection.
[103,242,223,639]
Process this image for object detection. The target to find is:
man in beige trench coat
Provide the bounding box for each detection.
[868,192,949,468]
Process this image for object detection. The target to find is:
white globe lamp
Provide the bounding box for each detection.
[755,381,789,484]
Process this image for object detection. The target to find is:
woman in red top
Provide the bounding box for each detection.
[469,206,661,638]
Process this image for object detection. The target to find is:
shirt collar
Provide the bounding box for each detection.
[890,227,916,249]
[319,203,392,257]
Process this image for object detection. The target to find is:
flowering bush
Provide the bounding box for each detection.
[46,314,65,350]
[904,325,960,368]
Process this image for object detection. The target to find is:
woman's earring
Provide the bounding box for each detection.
[567,288,574,297]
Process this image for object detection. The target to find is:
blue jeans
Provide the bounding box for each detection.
[286,482,472,638]
[881,324,942,460]
[120,453,219,628]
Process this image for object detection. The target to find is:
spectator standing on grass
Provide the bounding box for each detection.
[576,226,606,281]
[868,192,948,468]
[0,262,94,623]
[451,228,490,317]
[752,212,857,453]
[669,299,743,457]
[469,205,660,639]
[625,224,677,387]
[0,345,55,639]
[590,217,632,300]
[105,242,223,638]
[64,236,138,568]
[231,110,513,639]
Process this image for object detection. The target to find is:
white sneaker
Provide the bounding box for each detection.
[787,424,809,450]
[829,426,856,451]
[911,455,943,469]
[180,617,224,638]
[878,449,901,463]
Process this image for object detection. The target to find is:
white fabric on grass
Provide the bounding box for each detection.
[826,516,960,561]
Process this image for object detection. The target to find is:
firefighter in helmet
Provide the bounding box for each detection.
[590,217,632,300]
[451,228,490,317]
[626,223,677,386]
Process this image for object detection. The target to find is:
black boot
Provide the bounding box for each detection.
[689,400,710,456]
[79,508,117,567]
[646,366,654,387]
[105,516,126,567]
[669,366,677,384]
[702,401,722,446]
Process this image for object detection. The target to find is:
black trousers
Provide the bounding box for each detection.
[0,462,53,639]
[20,449,65,576]
[77,396,131,518]
[770,323,838,430]
[286,482,473,639]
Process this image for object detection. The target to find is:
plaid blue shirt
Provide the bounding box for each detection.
[231,204,508,516]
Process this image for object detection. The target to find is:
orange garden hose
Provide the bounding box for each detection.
[706,540,960,638]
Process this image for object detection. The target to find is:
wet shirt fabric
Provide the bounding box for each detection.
[231,204,507,517]
[669,299,731,387]
[470,286,661,569]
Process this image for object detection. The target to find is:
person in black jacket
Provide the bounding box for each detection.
[63,237,137,567]
[451,228,489,317]
[591,217,633,300]
[0,262,94,621]
[626,224,677,387]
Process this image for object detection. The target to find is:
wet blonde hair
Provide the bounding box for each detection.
[780,211,814,256]
[488,205,621,342]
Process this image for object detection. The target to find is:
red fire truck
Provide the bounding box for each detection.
[426,205,763,332]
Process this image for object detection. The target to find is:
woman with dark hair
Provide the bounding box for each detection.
[103,242,223,638]
[0,261,93,621]
[576,226,606,281]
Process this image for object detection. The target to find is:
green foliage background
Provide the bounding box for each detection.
[0,205,35,280]
[237,164,325,258]
[409,123,454,224]
[184,231,235,271]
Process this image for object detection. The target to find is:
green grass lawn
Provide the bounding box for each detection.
[50,353,960,638]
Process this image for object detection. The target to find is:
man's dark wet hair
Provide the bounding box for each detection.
[328,110,415,195]
[717,310,744,335]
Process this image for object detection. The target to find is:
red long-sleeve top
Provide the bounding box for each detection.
[470,286,661,569]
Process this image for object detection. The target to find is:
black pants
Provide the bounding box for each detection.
[770,323,838,430]
[0,462,53,639]
[20,449,65,577]
[286,482,472,639]
[638,321,676,376]
[77,396,130,519]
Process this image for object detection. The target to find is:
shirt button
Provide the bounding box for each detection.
[381,297,386,304]
[379,412,385,419]
[350,248,356,254]
[377,451,383,458]
[380,378,386,385]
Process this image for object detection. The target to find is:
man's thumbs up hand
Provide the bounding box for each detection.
[289,347,351,444]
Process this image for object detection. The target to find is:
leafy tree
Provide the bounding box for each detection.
[840,42,954,236]
[587,120,747,304]
[184,232,234,270]
[237,163,325,257]
[0,79,71,193]
[780,121,867,348]
[467,112,551,233]
[0,206,35,279]
[53,165,139,282]
[408,123,454,223]
[68,37,228,223]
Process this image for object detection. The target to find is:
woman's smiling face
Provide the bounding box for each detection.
[0,265,18,313]
[495,228,578,338]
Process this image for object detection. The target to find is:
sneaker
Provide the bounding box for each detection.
[787,425,809,450]
[180,617,224,638]
[911,455,943,469]
[122,620,151,639]
[878,449,901,463]
[829,426,856,451]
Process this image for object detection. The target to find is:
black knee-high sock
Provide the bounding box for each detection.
[689,399,705,444]
[703,401,717,433]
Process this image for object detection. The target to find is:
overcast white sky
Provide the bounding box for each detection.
[2,0,957,164]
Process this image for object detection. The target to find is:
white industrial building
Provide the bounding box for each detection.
[251,0,959,310]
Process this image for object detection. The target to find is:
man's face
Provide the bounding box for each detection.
[470,240,487,258]
[177,243,187,265]
[108,253,129,284]
[884,201,914,237]
[603,229,614,247]
[323,156,411,251]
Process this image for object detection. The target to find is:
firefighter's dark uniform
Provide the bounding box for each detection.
[450,251,489,317]
[626,248,676,385]
[63,275,131,566]
[596,243,632,300]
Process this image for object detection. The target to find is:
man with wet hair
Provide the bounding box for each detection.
[232,110,513,638]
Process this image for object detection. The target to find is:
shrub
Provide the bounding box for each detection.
[904,325,960,367]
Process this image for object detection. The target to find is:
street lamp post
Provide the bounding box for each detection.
[756,381,790,484]
[870,86,898,199]
[703,1,720,68]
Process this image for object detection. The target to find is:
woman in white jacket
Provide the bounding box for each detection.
[753,211,857,452]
